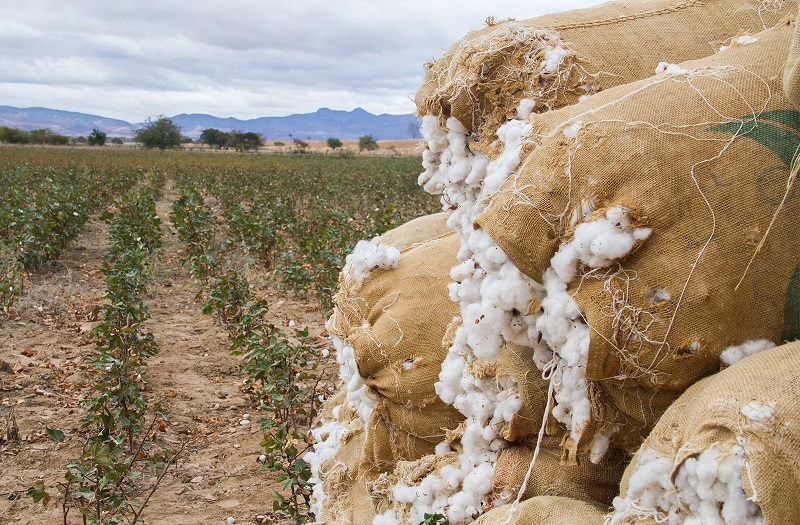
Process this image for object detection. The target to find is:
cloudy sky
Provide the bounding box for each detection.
[1,0,604,122]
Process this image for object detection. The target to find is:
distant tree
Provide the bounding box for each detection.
[273,141,285,147]
[48,133,70,145]
[180,135,193,144]
[326,137,343,150]
[29,128,51,144]
[87,128,107,146]
[76,136,87,144]
[28,128,69,145]
[407,122,420,139]
[133,116,183,150]
[199,128,229,149]
[111,137,124,145]
[292,138,309,152]
[0,126,30,144]
[225,130,263,151]
[358,135,379,152]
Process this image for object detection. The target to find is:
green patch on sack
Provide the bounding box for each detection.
[707,111,800,342]
[705,110,800,169]
[783,266,800,343]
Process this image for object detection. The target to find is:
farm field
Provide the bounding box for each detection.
[0,146,438,525]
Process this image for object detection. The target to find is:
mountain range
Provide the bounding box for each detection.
[0,106,422,141]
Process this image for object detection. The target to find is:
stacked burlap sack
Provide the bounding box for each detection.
[308,214,462,524]
[308,0,800,524]
[477,12,800,455]
[417,0,795,149]
[473,341,800,524]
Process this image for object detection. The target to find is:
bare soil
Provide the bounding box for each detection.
[0,185,336,525]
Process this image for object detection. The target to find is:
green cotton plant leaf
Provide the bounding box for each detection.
[46,427,66,442]
[704,109,800,169]
[26,480,51,506]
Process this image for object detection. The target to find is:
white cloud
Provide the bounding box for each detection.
[0,0,604,122]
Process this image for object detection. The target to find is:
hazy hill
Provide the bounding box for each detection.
[0,106,134,138]
[0,106,421,141]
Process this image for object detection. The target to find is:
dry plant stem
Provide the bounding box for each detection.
[130,438,188,524]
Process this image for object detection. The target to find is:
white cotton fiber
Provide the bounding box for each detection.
[607,443,763,525]
[655,62,689,75]
[536,209,651,451]
[414,83,654,521]
[541,46,569,73]
[720,339,775,367]
[305,417,350,516]
[328,333,375,424]
[741,401,777,434]
[516,98,537,119]
[341,239,400,293]
[373,510,399,525]
[720,35,758,51]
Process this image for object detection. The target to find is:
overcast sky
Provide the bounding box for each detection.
[1,0,604,123]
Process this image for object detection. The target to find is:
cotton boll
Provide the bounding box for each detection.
[330,334,375,423]
[535,214,650,451]
[435,441,452,455]
[441,464,464,490]
[463,462,494,496]
[341,240,401,295]
[414,98,544,524]
[305,418,350,516]
[611,443,764,525]
[465,392,495,421]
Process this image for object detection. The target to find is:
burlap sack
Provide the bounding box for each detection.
[477,23,800,454]
[613,342,800,524]
[418,0,796,144]
[328,229,464,479]
[377,212,451,251]
[492,440,627,507]
[785,2,800,108]
[472,495,606,525]
[310,392,374,525]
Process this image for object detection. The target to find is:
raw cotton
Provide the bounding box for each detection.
[477,22,800,456]
[609,341,800,524]
[416,0,796,145]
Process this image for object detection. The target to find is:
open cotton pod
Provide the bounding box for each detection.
[609,341,800,524]
[417,0,796,146]
[476,20,800,458]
